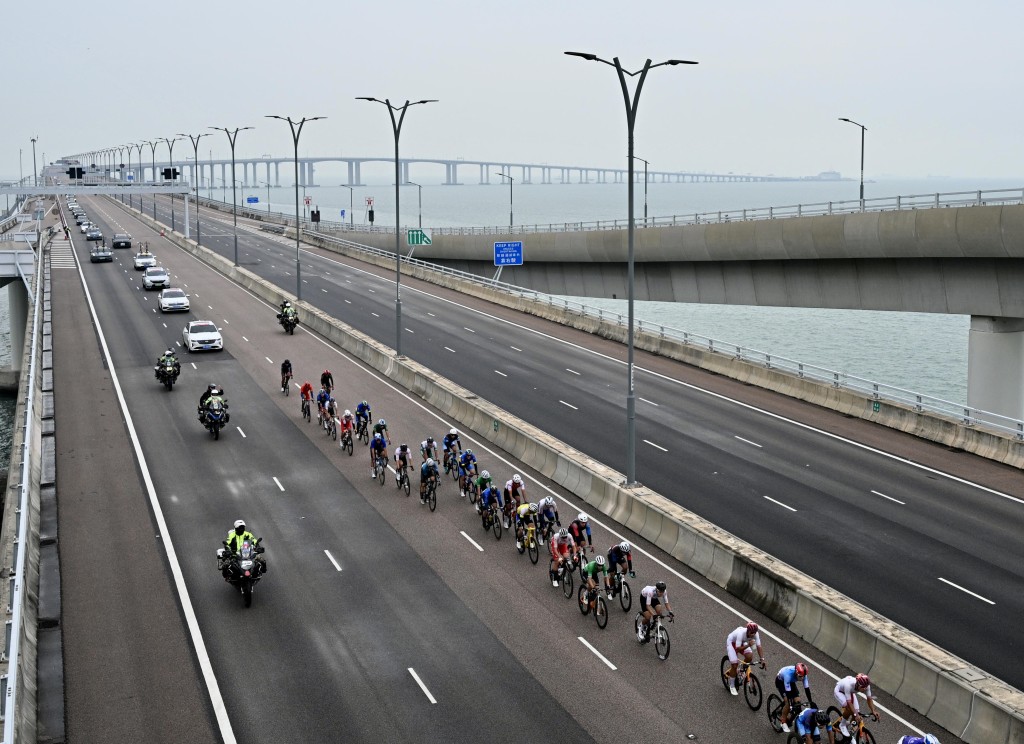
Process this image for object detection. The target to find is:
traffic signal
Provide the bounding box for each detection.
[66,167,84,179]
[162,167,179,180]
[368,209,375,224]
[311,210,320,223]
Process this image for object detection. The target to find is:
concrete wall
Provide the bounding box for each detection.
[120,198,1024,743]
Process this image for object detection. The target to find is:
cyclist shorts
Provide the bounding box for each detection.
[727,642,754,665]
[833,689,858,712]
[550,542,570,560]
[775,675,800,701]
[640,595,661,613]
[795,720,821,740]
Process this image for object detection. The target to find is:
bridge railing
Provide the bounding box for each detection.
[300,228,1024,441]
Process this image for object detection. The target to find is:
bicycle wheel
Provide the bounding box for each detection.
[633,612,644,643]
[331,421,338,441]
[492,511,502,540]
[402,473,410,497]
[428,483,437,512]
[377,459,386,486]
[594,595,608,629]
[766,694,784,733]
[468,482,478,504]
[744,672,763,710]
[619,580,632,612]
[284,381,290,396]
[516,530,526,554]
[720,656,733,691]
[853,727,876,744]
[562,569,574,599]
[345,436,353,456]
[577,585,590,615]
[654,625,670,660]
[528,535,539,564]
[786,735,799,744]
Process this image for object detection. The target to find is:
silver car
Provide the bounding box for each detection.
[142,266,170,290]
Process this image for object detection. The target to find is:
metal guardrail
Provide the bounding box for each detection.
[299,228,1024,440]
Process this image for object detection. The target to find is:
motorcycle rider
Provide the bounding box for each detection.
[155,348,180,379]
[198,383,228,425]
[221,519,266,578]
[198,383,220,421]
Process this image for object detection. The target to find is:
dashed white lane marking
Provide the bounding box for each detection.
[237,428,246,438]
[566,368,580,375]
[460,531,484,552]
[764,495,797,512]
[463,327,475,333]
[190,362,197,370]
[344,299,352,304]
[207,305,213,310]
[510,345,522,352]
[162,323,167,328]
[405,328,414,333]
[324,550,342,571]
[222,319,229,325]
[242,336,249,342]
[578,637,617,670]
[273,477,285,492]
[495,370,507,377]
[644,440,667,452]
[734,436,762,448]
[265,357,274,364]
[938,577,995,605]
[444,346,456,353]
[368,288,375,293]
[427,312,436,317]
[371,312,380,317]
[871,490,905,505]
[408,668,437,704]
[559,400,578,410]
[321,288,327,293]
[639,397,659,407]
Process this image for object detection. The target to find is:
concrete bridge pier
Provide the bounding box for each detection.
[307,162,316,187]
[478,164,489,185]
[275,162,281,187]
[968,316,1024,421]
[7,280,27,373]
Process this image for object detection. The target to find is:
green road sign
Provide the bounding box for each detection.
[407,228,432,246]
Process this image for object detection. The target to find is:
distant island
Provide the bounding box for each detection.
[801,170,852,181]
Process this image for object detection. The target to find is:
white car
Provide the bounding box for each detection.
[134,251,157,270]
[142,266,170,290]
[158,288,190,312]
[80,221,94,234]
[182,320,223,352]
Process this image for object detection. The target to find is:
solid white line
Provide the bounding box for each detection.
[324,550,342,571]
[578,637,617,670]
[644,440,668,452]
[495,370,507,377]
[639,397,660,407]
[265,356,273,364]
[236,428,246,438]
[566,368,580,375]
[734,436,763,448]
[938,577,995,605]
[408,668,437,704]
[871,490,905,505]
[273,477,285,492]
[559,400,578,410]
[460,530,484,552]
[764,495,797,512]
[444,346,456,353]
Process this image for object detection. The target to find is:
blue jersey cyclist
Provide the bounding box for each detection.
[604,541,635,597]
[442,428,461,470]
[458,449,477,496]
[369,433,388,477]
[419,457,440,503]
[793,708,834,744]
[775,663,812,732]
[316,387,330,422]
[478,483,503,516]
[897,736,941,744]
[355,400,372,432]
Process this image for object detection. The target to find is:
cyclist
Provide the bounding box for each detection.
[833,673,880,738]
[458,448,478,497]
[419,457,440,503]
[324,396,339,433]
[793,707,834,744]
[775,662,812,732]
[725,622,766,696]
[354,400,372,436]
[393,443,413,485]
[478,483,503,526]
[441,428,461,472]
[537,496,561,539]
[320,368,334,393]
[369,433,388,478]
[339,409,355,444]
[605,541,635,598]
[316,386,330,427]
[581,554,608,600]
[280,358,293,392]
[475,468,493,493]
[548,527,577,587]
[514,502,539,551]
[637,582,673,641]
[299,380,314,417]
[372,418,391,445]
[503,474,527,526]
[897,736,940,744]
[568,512,593,561]
[420,436,437,463]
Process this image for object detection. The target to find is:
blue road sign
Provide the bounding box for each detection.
[494,240,523,266]
[126,173,134,182]
[340,209,346,218]
[246,196,258,204]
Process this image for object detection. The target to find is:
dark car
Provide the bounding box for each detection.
[112,233,132,249]
[89,244,113,263]
[86,228,103,241]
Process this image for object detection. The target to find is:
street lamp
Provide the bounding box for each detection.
[130,143,144,210]
[340,185,354,228]
[266,114,324,301]
[634,156,649,225]
[144,140,159,219]
[210,126,253,267]
[494,170,514,230]
[259,181,272,215]
[160,137,181,231]
[30,137,38,188]
[406,181,423,229]
[565,50,697,486]
[838,117,867,202]
[356,96,437,358]
[178,132,211,246]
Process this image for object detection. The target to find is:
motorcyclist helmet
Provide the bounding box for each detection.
[814,710,829,726]
[233,519,246,535]
[165,348,174,356]
[795,663,808,677]
[450,428,458,436]
[528,502,538,514]
[426,458,435,467]
[619,541,631,553]
[746,622,759,636]
[283,301,291,308]
[558,528,569,539]
[378,418,386,426]
[512,474,522,485]
[855,673,870,689]
[595,555,606,566]
[655,581,667,592]
[577,512,588,523]
[481,470,490,479]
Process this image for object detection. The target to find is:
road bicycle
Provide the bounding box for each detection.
[423,476,438,512]
[824,707,876,744]
[577,584,608,629]
[606,569,633,612]
[516,521,539,564]
[463,475,479,503]
[481,501,502,540]
[720,657,764,711]
[281,372,292,395]
[396,461,411,496]
[300,397,311,423]
[340,427,354,456]
[768,695,804,734]
[356,417,369,445]
[374,453,388,486]
[554,554,575,599]
[326,414,338,440]
[633,612,671,660]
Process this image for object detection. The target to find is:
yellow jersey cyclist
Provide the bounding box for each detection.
[514,501,539,551]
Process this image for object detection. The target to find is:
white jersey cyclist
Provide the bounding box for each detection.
[834,674,872,713]
[726,624,763,664]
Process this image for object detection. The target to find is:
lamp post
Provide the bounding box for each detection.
[406,181,422,228]
[266,114,324,301]
[160,136,181,231]
[838,117,867,202]
[178,132,211,247]
[144,140,159,219]
[260,181,271,214]
[210,126,253,267]
[356,96,437,358]
[565,51,697,486]
[634,156,649,225]
[494,169,514,230]
[131,143,144,210]
[340,185,354,228]
[30,137,38,188]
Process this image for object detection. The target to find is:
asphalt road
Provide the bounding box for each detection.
[128,191,1023,690]
[57,193,960,743]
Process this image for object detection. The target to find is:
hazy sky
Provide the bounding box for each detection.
[5,0,1023,181]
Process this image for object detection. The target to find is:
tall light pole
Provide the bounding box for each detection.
[634,156,649,225]
[210,126,253,267]
[356,96,437,357]
[495,169,514,230]
[161,136,181,231]
[407,181,422,228]
[178,132,211,247]
[130,143,144,210]
[565,51,697,486]
[260,181,271,214]
[340,185,354,227]
[30,137,38,188]
[144,140,159,219]
[838,117,867,202]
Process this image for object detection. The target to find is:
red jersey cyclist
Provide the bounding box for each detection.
[548,527,576,587]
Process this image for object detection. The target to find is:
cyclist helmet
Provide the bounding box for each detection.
[233,520,245,534]
[378,418,386,426]
[465,448,472,456]
[619,541,631,553]
[595,555,606,566]
[558,528,569,539]
[344,409,351,417]
[361,400,368,408]
[924,736,940,744]
[373,433,382,441]
[450,428,458,436]
[426,436,434,444]
[813,710,829,726]
[329,397,336,404]
[540,496,554,508]
[528,502,538,514]
[655,581,667,592]
[426,458,435,467]
[512,474,522,485]
[481,470,490,479]
[746,622,759,636]
[322,368,329,375]
[795,662,808,677]
[283,358,290,365]
[577,512,588,523]
[855,673,870,689]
